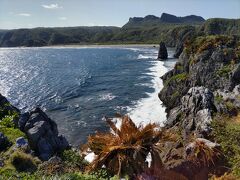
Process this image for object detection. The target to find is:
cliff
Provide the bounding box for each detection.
[158,34,240,177]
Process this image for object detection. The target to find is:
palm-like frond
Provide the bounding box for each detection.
[87,115,163,176]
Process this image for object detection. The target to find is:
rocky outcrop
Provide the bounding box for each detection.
[160,35,240,113]
[158,42,168,60]
[166,87,216,137]
[159,137,221,180]
[214,85,240,116]
[19,108,70,160]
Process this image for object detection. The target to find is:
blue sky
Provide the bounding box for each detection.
[0,0,239,29]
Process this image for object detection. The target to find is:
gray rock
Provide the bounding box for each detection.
[158,42,168,60]
[22,108,69,160]
[16,137,28,148]
[214,85,240,115]
[167,87,216,137]
[18,112,30,131]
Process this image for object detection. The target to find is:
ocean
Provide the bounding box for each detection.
[0,46,176,145]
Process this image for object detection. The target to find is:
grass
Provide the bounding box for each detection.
[211,115,240,177]
[164,73,188,85]
[185,35,237,55]
[216,65,233,78]
[0,127,26,143]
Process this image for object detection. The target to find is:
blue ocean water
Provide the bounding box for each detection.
[0,46,175,145]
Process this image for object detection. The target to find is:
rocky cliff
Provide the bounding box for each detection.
[0,93,69,161]
[158,35,240,177]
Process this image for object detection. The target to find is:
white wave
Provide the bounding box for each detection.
[127,60,168,126]
[98,93,116,101]
[137,54,156,59]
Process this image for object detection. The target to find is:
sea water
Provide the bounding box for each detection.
[0,46,176,145]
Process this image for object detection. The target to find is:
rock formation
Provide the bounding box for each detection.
[0,93,69,161]
[19,108,70,160]
[160,35,240,113]
[158,42,168,60]
[166,87,216,137]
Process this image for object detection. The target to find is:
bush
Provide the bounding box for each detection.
[60,149,88,171]
[10,151,38,172]
[0,127,25,143]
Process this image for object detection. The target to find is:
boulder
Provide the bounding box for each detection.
[158,42,168,60]
[22,108,69,160]
[16,137,28,148]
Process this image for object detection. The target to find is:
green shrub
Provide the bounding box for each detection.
[10,151,38,172]
[0,115,16,128]
[216,65,232,78]
[165,73,188,85]
[0,127,25,143]
[214,94,223,104]
[60,149,88,170]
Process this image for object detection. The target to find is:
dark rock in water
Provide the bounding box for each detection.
[158,42,168,60]
[0,132,10,151]
[16,137,28,148]
[22,108,70,161]
[166,87,216,137]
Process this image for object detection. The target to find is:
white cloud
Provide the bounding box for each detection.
[59,17,67,20]
[17,13,31,17]
[42,4,63,9]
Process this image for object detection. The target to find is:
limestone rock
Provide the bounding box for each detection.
[158,42,168,60]
[167,87,216,137]
[22,108,70,160]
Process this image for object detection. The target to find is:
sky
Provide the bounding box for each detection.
[0,0,239,29]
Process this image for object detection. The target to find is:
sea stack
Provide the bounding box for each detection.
[158,42,168,60]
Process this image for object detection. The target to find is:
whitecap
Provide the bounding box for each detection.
[98,93,116,101]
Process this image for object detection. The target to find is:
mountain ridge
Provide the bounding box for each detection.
[123,13,205,28]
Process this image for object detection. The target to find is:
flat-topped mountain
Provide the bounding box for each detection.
[123,13,205,28]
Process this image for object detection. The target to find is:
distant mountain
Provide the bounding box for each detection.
[0,13,239,47]
[123,13,205,28]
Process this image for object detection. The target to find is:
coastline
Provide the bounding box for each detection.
[0,44,159,49]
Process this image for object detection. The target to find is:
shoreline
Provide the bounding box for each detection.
[0,44,159,49]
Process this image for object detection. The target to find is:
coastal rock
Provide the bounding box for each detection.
[16,137,28,148]
[158,42,168,60]
[214,85,240,115]
[22,108,70,160]
[0,132,10,151]
[159,35,239,113]
[166,87,216,136]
